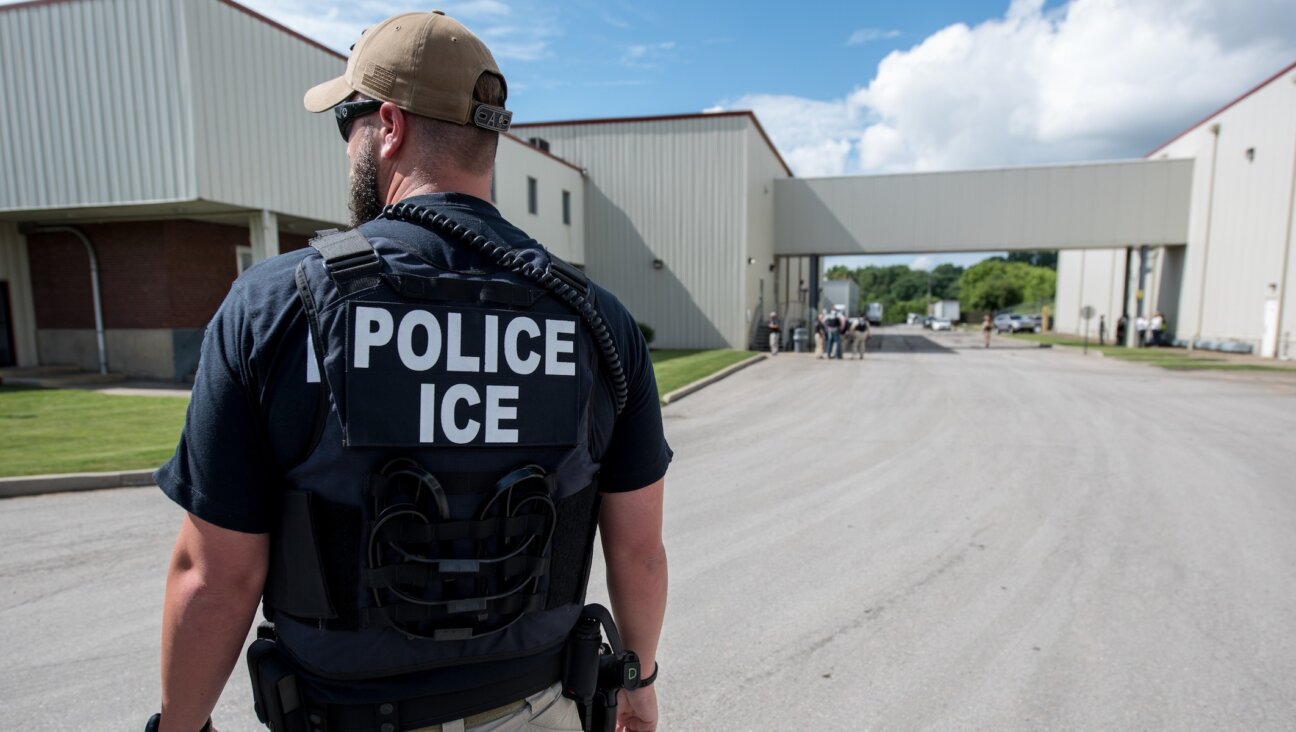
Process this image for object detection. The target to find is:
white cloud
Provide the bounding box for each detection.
[622,41,677,68]
[911,255,935,271]
[225,0,555,61]
[847,28,901,46]
[714,0,1296,176]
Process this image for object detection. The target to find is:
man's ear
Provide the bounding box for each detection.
[377,101,406,160]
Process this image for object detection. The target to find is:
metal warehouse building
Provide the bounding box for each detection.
[1054,63,1296,358]
[2,0,1292,380]
[0,0,585,378]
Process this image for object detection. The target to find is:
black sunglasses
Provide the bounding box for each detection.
[334,99,383,142]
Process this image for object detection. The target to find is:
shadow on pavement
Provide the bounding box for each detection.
[867,334,956,354]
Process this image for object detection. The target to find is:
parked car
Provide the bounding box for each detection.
[993,313,1041,334]
[930,317,952,331]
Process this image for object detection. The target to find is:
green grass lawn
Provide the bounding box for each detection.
[0,385,189,478]
[651,349,755,401]
[1009,332,1293,372]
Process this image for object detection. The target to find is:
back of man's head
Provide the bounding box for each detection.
[303,11,512,175]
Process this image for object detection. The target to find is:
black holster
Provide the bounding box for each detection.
[561,604,641,732]
[247,624,310,732]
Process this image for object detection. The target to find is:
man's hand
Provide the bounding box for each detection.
[159,513,268,732]
[617,685,658,732]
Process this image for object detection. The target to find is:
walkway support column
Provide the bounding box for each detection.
[249,210,279,262]
[808,255,820,316]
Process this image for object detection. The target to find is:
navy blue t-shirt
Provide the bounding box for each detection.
[156,193,671,534]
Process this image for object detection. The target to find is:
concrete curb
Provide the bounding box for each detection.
[661,353,767,405]
[0,469,156,499]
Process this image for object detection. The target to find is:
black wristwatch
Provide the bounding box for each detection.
[145,713,212,732]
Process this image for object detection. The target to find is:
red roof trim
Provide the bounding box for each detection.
[1146,58,1296,157]
[514,110,795,178]
[501,133,585,173]
[218,0,346,61]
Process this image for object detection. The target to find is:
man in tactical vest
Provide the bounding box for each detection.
[150,11,670,732]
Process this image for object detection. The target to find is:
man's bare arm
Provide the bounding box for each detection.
[600,478,667,731]
[159,513,268,732]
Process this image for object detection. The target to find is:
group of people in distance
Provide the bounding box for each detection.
[816,310,870,359]
[1103,312,1169,347]
[764,309,870,359]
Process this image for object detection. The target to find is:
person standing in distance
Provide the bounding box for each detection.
[767,311,781,355]
[150,12,669,732]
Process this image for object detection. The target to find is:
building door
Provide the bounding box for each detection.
[0,281,15,367]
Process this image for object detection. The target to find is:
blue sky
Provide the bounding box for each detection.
[10,0,1292,271]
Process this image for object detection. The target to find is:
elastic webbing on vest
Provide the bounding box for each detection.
[264,491,362,628]
[363,461,558,640]
[382,273,546,308]
[546,484,600,609]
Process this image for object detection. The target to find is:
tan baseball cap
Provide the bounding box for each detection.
[303,10,511,131]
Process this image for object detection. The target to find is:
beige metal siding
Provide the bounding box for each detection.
[0,0,195,212]
[1156,68,1296,352]
[513,117,750,349]
[775,159,1193,255]
[494,136,585,265]
[1054,248,1127,337]
[744,124,789,346]
[0,222,38,366]
[1056,65,1296,353]
[186,0,348,224]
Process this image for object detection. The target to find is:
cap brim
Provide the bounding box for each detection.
[303,75,353,113]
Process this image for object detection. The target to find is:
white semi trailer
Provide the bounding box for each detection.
[930,300,960,323]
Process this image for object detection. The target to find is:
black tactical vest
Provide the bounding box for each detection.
[262,213,605,687]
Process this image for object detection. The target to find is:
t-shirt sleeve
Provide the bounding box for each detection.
[595,292,673,493]
[153,282,281,533]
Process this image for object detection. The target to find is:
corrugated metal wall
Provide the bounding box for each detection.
[187,0,348,224]
[775,159,1193,255]
[1156,67,1296,353]
[513,116,750,349]
[494,135,585,265]
[744,124,789,346]
[0,0,195,211]
[1055,248,1127,338]
[0,222,39,366]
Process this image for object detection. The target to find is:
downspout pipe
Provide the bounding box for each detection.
[1191,123,1222,350]
[1273,101,1296,359]
[31,226,108,374]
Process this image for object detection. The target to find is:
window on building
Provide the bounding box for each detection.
[236,245,253,275]
[562,190,571,225]
[527,177,538,215]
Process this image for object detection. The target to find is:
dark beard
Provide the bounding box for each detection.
[348,133,383,228]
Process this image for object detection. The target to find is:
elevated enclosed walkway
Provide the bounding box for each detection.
[774,158,1193,255]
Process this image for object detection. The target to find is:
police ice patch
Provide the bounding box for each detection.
[344,302,580,447]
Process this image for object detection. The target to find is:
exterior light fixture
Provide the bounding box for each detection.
[1245,147,1255,162]
[747,257,756,265]
[652,258,664,270]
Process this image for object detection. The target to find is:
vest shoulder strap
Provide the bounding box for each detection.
[311,229,382,294]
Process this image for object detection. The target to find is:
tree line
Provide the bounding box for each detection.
[825,251,1057,324]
